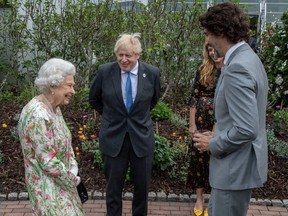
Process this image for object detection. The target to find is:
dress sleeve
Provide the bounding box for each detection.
[189,70,201,108]
[27,117,78,191]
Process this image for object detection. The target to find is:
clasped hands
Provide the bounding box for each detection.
[192,130,213,153]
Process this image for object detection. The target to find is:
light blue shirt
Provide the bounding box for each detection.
[121,61,138,105]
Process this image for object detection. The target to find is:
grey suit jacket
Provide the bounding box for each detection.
[89,61,161,158]
[209,43,268,190]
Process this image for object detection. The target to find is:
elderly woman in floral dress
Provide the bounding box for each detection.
[18,58,85,216]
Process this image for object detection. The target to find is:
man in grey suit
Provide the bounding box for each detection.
[193,3,268,216]
[89,33,161,216]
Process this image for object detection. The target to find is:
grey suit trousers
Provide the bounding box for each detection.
[208,188,252,216]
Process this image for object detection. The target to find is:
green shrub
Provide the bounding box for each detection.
[273,108,288,132]
[81,139,103,169]
[260,10,288,108]
[267,127,288,159]
[0,91,17,101]
[16,83,37,108]
[73,87,91,111]
[170,112,189,130]
[151,101,173,122]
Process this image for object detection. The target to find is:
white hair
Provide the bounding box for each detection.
[34,58,76,93]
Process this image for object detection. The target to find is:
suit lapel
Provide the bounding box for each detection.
[214,43,250,113]
[132,62,145,110]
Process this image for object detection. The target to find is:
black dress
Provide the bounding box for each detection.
[186,68,221,191]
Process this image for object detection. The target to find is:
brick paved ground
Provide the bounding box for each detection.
[1,200,288,216]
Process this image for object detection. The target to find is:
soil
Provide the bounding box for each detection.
[0,100,287,199]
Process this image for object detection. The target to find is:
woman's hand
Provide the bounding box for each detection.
[189,124,197,137]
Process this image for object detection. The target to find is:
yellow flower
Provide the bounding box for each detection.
[2,123,7,128]
[179,144,183,149]
[79,135,85,140]
[172,132,176,137]
[83,125,87,129]
[76,152,80,156]
[79,127,83,131]
[78,131,83,134]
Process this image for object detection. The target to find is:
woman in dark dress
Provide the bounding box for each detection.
[187,44,223,216]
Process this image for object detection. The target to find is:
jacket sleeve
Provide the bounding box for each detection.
[209,64,258,158]
[89,69,103,115]
[150,68,161,110]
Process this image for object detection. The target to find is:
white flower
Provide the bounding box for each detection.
[273,46,280,56]
[275,74,283,85]
[280,60,287,71]
[284,90,288,95]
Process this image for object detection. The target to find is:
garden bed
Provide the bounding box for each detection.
[0,100,287,199]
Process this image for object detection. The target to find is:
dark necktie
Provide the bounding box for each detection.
[125,72,133,112]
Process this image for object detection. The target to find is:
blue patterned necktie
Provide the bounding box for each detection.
[125,72,133,112]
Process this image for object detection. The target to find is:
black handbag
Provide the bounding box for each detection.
[77,180,88,203]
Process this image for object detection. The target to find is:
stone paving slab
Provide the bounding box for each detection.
[1,199,288,216]
[1,191,287,207]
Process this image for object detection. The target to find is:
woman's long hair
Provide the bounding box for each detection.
[198,44,217,87]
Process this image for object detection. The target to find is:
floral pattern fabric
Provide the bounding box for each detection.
[18,97,85,216]
[186,69,221,190]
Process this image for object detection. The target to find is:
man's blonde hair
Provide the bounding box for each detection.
[114,33,142,55]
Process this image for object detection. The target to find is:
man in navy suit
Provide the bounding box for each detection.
[89,33,161,216]
[193,3,268,216]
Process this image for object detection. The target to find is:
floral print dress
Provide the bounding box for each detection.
[186,69,221,191]
[18,97,85,216]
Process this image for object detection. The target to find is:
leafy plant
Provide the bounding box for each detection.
[0,0,204,103]
[153,134,176,171]
[0,91,17,101]
[16,83,37,108]
[151,101,173,122]
[73,87,91,111]
[80,139,103,169]
[272,107,288,135]
[267,127,288,159]
[260,10,288,108]
[77,112,102,167]
[151,101,173,134]
[170,111,189,130]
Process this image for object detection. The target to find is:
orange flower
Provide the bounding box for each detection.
[90,134,96,139]
[172,132,176,137]
[83,125,87,129]
[79,127,83,131]
[75,146,79,151]
[79,135,86,140]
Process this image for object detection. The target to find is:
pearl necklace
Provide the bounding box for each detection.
[38,94,56,113]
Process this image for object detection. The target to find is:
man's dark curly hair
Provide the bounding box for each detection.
[199,2,250,44]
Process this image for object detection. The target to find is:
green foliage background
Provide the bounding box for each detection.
[0,0,204,104]
[260,10,288,108]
